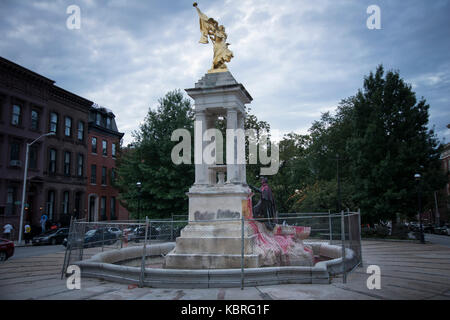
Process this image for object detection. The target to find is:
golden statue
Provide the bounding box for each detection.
[193,2,234,73]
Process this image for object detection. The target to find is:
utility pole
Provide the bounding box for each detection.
[332,153,347,213]
[415,173,425,244]
[19,132,55,244]
[434,191,440,226]
[337,153,341,213]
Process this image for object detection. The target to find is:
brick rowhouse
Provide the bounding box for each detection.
[86,104,128,221]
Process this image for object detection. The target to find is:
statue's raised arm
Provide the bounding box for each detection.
[193,2,234,73]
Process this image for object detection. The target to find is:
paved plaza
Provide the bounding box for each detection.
[0,240,449,300]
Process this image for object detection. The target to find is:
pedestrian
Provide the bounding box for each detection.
[24,223,31,244]
[40,213,48,234]
[3,223,14,240]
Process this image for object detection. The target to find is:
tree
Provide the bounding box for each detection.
[288,180,356,213]
[270,132,311,212]
[349,65,446,224]
[115,90,194,219]
[273,98,356,213]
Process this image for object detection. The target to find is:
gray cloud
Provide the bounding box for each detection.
[0,0,448,145]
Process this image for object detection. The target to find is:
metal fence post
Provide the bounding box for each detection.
[328,210,332,244]
[139,217,149,288]
[171,214,174,241]
[347,208,352,250]
[241,214,244,290]
[61,216,74,279]
[120,223,123,249]
[101,224,105,252]
[358,208,363,267]
[149,220,152,245]
[341,210,346,284]
[79,221,86,261]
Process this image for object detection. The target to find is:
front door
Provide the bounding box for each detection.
[88,195,97,222]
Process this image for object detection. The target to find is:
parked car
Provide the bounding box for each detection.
[0,238,14,262]
[434,225,450,236]
[408,222,419,231]
[83,228,118,247]
[107,227,122,237]
[32,228,69,246]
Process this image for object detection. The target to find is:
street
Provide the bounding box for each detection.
[425,234,450,248]
[10,244,66,260]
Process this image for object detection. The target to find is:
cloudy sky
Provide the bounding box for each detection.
[1,0,449,145]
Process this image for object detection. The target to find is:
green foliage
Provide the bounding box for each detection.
[348,65,446,223]
[288,179,356,213]
[115,90,194,219]
[270,65,446,223]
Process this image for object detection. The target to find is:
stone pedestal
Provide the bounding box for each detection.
[164,71,255,269]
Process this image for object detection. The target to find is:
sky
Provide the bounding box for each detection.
[1,0,449,146]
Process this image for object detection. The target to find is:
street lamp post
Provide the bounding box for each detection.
[18,132,55,244]
[414,173,425,244]
[136,182,142,220]
[336,153,341,213]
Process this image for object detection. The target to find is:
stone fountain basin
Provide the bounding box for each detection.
[73,242,358,288]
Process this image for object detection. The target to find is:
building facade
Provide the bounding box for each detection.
[438,142,450,225]
[0,57,90,237]
[0,57,128,239]
[86,104,128,222]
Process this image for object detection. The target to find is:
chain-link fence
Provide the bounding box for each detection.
[62,210,361,287]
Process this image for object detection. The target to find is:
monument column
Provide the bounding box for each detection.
[194,110,208,185]
[226,108,239,183]
[205,114,217,184]
[237,111,246,184]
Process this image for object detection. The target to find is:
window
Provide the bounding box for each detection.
[64,151,71,176]
[29,145,38,169]
[31,110,39,130]
[77,154,84,177]
[112,143,116,158]
[63,191,69,215]
[100,196,107,220]
[74,192,81,218]
[110,197,116,220]
[77,121,84,141]
[91,137,97,153]
[47,190,55,220]
[10,142,20,161]
[102,140,107,156]
[90,164,97,184]
[6,187,16,215]
[11,105,21,125]
[96,113,101,126]
[49,149,57,173]
[50,112,58,133]
[110,168,115,184]
[101,166,107,185]
[106,117,111,129]
[65,117,72,136]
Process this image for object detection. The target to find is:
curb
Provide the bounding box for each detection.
[13,242,33,248]
[361,238,427,243]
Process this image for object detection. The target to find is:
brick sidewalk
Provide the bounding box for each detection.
[0,241,449,300]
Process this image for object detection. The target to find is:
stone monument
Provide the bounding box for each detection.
[163,3,314,269]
